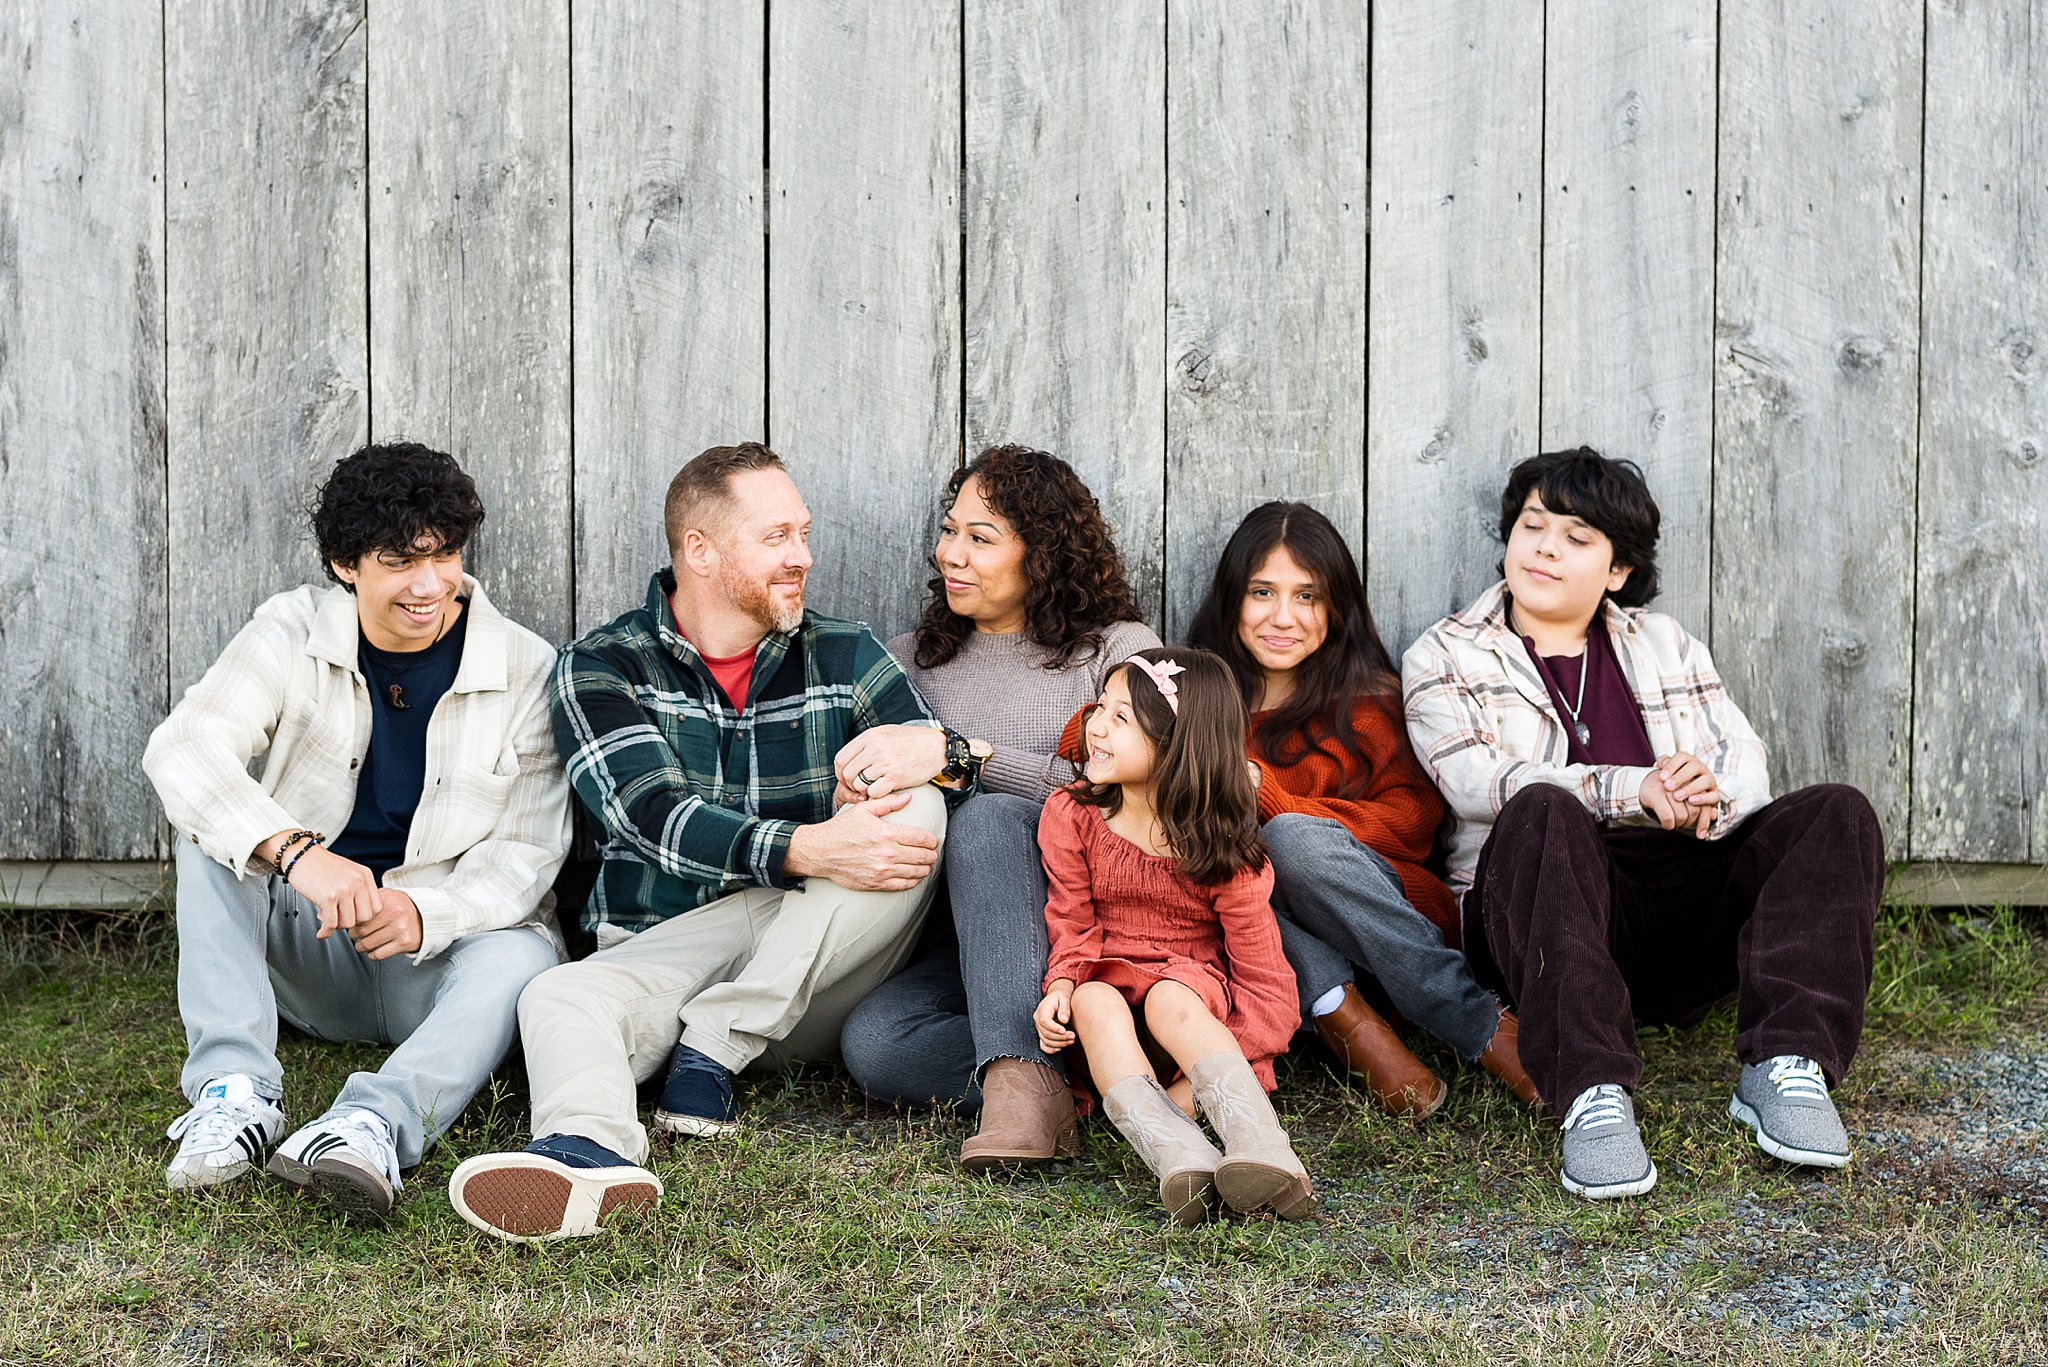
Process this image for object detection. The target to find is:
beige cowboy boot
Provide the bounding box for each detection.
[1186,1050,1317,1220]
[1099,1074,1223,1226]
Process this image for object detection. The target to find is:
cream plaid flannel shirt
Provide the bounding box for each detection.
[143,577,572,960]
[1401,581,1772,894]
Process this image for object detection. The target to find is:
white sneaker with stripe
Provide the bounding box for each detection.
[165,1074,286,1190]
[267,1108,405,1224]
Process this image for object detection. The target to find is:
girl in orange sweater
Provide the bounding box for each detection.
[1186,504,1537,1117]
[1033,647,1312,1225]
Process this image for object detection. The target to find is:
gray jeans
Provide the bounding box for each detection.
[1263,812,1499,1060]
[173,838,560,1166]
[839,792,1058,1107]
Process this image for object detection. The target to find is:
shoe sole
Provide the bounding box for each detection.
[449,1153,663,1243]
[267,1150,395,1224]
[652,1108,738,1138]
[959,1122,1084,1173]
[1160,1169,1220,1227]
[1560,1160,1658,1200]
[167,1157,259,1191]
[1215,1158,1318,1220]
[1728,1095,1852,1169]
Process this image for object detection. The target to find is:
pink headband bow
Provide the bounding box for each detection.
[1124,655,1186,714]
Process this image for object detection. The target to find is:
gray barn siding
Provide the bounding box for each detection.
[0,0,167,860]
[2,2,2043,876]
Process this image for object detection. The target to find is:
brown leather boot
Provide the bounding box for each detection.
[1314,983,1446,1118]
[959,1059,1081,1172]
[1477,1006,1541,1107]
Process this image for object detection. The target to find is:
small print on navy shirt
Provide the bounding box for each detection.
[329,603,470,880]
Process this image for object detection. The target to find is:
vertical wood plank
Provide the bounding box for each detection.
[1541,4,1717,634]
[1913,0,2048,862]
[1720,2,1925,856]
[573,2,765,630]
[1366,2,1544,655]
[964,1,1165,624]
[167,0,368,691]
[370,0,570,643]
[1167,0,1367,639]
[768,0,961,640]
[1714,0,1920,852]
[0,1,166,859]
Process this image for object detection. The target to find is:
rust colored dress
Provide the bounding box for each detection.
[1037,789,1300,1092]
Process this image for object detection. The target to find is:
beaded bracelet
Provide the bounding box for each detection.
[280,834,326,884]
[271,829,319,873]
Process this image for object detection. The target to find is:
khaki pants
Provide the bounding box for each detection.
[517,787,945,1163]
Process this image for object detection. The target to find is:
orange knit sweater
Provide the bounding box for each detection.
[1247,697,1461,947]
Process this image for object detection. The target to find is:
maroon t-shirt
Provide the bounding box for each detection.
[1516,607,1655,768]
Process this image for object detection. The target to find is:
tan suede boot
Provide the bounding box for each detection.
[1099,1074,1223,1226]
[959,1059,1082,1171]
[1186,1050,1317,1220]
[1314,983,1446,1118]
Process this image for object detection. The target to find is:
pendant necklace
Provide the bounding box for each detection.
[378,604,454,711]
[1559,646,1591,747]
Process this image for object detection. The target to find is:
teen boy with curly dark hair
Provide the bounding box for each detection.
[144,443,571,1222]
[1404,447,1883,1202]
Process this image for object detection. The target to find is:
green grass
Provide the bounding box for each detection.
[1,905,2044,1364]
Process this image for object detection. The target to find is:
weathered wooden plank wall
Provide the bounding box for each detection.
[167,0,368,691]
[965,0,1166,624]
[1164,0,1368,638]
[3,1,2045,874]
[369,0,572,645]
[1367,2,1543,651]
[1915,0,2048,864]
[1541,4,1717,635]
[769,0,961,641]
[571,1,766,628]
[0,0,166,859]
[1713,0,1923,853]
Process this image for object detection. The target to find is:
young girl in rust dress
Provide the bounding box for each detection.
[1031,647,1310,1225]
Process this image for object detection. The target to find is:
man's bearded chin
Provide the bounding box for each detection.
[724,566,805,634]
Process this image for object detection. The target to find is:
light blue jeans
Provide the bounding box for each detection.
[173,838,560,1166]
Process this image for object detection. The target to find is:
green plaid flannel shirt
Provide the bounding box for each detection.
[551,569,945,935]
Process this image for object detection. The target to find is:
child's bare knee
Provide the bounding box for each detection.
[1070,981,1126,1027]
[1141,979,1202,1030]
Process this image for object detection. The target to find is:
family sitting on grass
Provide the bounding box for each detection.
[143,439,1884,1238]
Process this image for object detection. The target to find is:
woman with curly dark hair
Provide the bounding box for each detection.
[838,445,1157,1170]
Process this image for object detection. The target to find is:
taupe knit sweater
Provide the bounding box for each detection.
[885,620,1160,802]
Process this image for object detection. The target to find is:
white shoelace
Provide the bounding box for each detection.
[326,1109,404,1191]
[167,1088,271,1147]
[1561,1084,1630,1133]
[1765,1055,1830,1103]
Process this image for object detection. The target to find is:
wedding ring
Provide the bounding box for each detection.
[858,769,875,787]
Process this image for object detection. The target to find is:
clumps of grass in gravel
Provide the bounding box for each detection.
[0,905,2043,1365]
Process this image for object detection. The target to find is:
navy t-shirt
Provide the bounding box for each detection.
[329,603,470,879]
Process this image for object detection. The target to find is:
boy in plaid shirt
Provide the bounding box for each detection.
[1404,448,1882,1201]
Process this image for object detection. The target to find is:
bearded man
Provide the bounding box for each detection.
[450,442,971,1242]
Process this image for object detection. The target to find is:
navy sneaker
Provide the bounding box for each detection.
[654,1044,738,1137]
[449,1134,662,1243]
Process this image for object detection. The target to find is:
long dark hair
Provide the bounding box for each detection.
[1071,647,1266,886]
[912,445,1143,671]
[1184,502,1399,793]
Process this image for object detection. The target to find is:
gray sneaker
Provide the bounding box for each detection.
[1728,1055,1851,1169]
[1559,1084,1657,1200]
